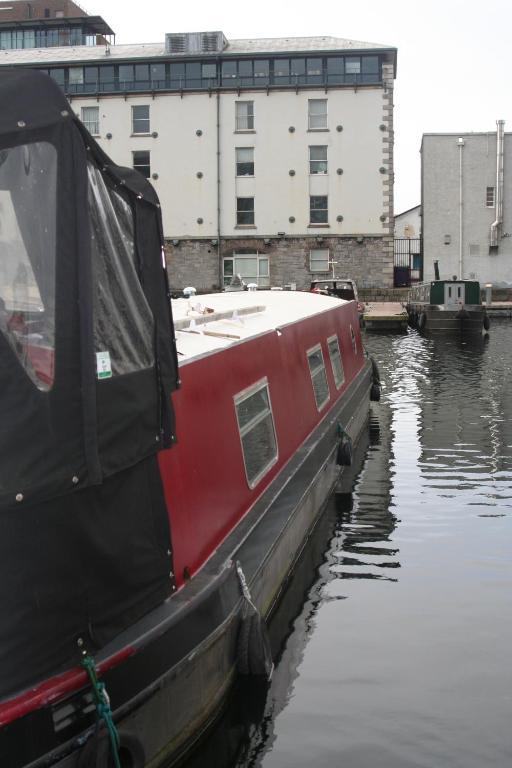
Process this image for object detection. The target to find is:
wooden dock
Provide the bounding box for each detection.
[363,302,409,333]
[483,302,512,318]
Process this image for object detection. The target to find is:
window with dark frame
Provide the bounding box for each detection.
[236,197,255,225]
[310,196,328,224]
[309,145,327,174]
[131,105,150,134]
[486,187,495,207]
[132,151,151,179]
[234,378,278,488]
[236,147,254,176]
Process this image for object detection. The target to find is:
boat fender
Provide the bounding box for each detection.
[77,729,145,768]
[456,308,469,320]
[336,436,353,466]
[483,314,490,331]
[236,562,274,680]
[418,312,426,330]
[370,356,381,386]
[370,382,381,402]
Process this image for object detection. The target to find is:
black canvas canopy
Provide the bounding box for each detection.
[0,70,179,696]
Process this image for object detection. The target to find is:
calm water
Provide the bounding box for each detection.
[185,322,512,768]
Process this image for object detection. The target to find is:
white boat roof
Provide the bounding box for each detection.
[172,289,347,366]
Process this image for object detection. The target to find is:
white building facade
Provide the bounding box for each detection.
[1,29,397,290]
[422,123,512,287]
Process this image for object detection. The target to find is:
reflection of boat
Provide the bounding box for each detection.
[407,277,489,335]
[0,72,377,768]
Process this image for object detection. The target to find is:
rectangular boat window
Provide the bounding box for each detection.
[307,344,330,410]
[0,142,57,391]
[235,378,278,488]
[327,335,345,389]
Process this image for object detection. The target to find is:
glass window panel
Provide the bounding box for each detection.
[254,60,269,77]
[236,198,255,225]
[328,336,344,388]
[88,164,154,377]
[345,57,361,74]
[49,68,65,86]
[132,150,151,178]
[235,381,277,487]
[0,142,57,391]
[0,31,12,49]
[83,66,98,93]
[236,147,254,176]
[119,64,134,89]
[310,196,328,224]
[307,347,329,409]
[308,99,327,129]
[202,62,217,79]
[169,62,185,87]
[150,63,166,86]
[310,248,330,271]
[236,101,254,130]
[68,67,84,85]
[362,56,379,73]
[132,105,150,134]
[81,106,99,135]
[291,58,305,75]
[135,64,149,81]
[186,62,201,87]
[238,60,253,76]
[23,30,36,48]
[222,60,237,85]
[309,145,327,174]
[259,257,269,277]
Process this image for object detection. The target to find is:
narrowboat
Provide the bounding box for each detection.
[407,278,490,334]
[0,71,378,768]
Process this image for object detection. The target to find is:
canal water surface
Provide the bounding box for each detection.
[184,321,512,768]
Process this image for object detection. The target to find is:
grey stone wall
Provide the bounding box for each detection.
[165,234,393,293]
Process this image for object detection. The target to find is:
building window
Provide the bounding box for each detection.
[236,101,254,131]
[132,151,150,178]
[310,196,328,225]
[81,106,99,135]
[309,145,327,174]
[327,335,345,389]
[236,147,254,176]
[309,248,330,272]
[236,197,255,226]
[486,187,495,207]
[308,99,327,130]
[223,254,269,287]
[307,344,330,411]
[131,105,150,134]
[234,378,278,488]
[68,67,84,91]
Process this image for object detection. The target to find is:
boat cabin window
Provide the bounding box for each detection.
[234,378,278,488]
[307,344,330,410]
[327,335,345,389]
[0,141,57,391]
[88,164,155,378]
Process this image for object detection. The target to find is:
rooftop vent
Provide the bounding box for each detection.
[165,31,228,55]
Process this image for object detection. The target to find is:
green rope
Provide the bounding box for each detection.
[79,646,122,768]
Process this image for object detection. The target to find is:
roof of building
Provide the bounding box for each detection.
[395,205,421,218]
[0,35,395,66]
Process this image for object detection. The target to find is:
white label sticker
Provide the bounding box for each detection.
[96,351,112,380]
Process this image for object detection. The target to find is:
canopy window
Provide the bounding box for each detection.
[88,163,154,379]
[0,141,57,391]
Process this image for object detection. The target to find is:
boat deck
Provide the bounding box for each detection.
[172,290,349,363]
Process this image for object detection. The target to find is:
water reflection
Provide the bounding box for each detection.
[179,322,512,768]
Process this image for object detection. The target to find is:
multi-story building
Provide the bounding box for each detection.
[1,4,397,290]
[422,122,512,287]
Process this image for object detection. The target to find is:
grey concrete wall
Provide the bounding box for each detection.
[422,131,512,286]
[165,235,393,293]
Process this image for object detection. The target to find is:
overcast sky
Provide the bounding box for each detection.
[86,0,512,213]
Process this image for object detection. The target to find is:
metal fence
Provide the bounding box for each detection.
[394,238,422,287]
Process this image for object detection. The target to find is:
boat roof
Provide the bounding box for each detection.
[172,289,348,365]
